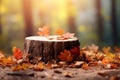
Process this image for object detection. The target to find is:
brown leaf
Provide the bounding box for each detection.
[46,62,53,69]
[34,62,44,71]
[110,63,118,69]
[81,63,89,70]
[0,57,14,66]
[114,47,120,53]
[12,63,29,71]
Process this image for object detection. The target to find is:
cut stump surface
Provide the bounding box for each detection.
[24,36,80,62]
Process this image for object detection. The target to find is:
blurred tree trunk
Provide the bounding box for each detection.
[67,1,76,33]
[68,17,76,33]
[96,0,103,42]
[22,0,33,37]
[111,0,117,46]
[0,15,2,34]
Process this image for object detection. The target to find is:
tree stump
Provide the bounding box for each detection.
[24,36,80,62]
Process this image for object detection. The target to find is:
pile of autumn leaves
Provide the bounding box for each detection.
[0,44,120,71]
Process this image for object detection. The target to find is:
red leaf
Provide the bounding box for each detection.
[58,49,73,62]
[70,47,80,56]
[12,47,23,60]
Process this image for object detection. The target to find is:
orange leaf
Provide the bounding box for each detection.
[58,49,73,62]
[12,63,29,71]
[34,62,44,71]
[0,57,14,66]
[82,63,89,70]
[46,62,53,69]
[37,26,50,36]
[56,28,65,35]
[102,58,109,65]
[12,47,23,60]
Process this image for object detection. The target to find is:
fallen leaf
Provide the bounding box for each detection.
[46,62,53,69]
[62,32,75,39]
[57,32,75,40]
[110,63,118,69]
[37,26,50,36]
[81,63,89,70]
[12,63,29,71]
[114,47,120,53]
[34,62,44,71]
[73,61,84,68]
[12,47,23,60]
[96,52,105,60]
[102,58,109,65]
[102,47,111,54]
[56,28,65,35]
[58,49,73,62]
[70,47,80,56]
[102,47,115,62]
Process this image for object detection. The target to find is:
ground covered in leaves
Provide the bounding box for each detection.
[0,44,120,80]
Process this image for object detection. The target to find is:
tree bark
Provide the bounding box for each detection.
[24,37,80,62]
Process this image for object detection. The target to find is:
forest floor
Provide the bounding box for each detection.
[0,66,120,80]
